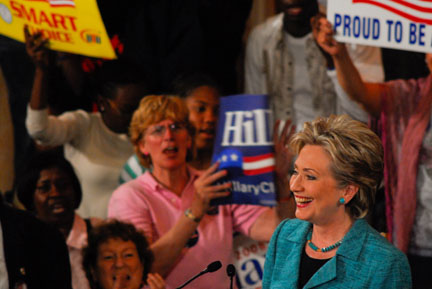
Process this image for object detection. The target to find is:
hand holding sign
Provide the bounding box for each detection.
[312,14,344,57]
[211,94,276,206]
[24,25,51,69]
[313,15,383,117]
[192,162,231,219]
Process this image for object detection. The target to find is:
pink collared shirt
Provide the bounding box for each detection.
[108,166,267,289]
[67,214,101,289]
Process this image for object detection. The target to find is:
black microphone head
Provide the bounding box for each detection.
[226,264,236,277]
[206,261,222,273]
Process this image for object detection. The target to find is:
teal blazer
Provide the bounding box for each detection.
[262,218,411,289]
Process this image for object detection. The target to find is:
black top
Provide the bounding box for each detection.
[0,203,72,289]
[298,248,330,289]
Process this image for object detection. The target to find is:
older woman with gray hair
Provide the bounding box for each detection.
[262,114,411,289]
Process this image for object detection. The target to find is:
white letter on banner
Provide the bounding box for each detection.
[253,109,273,145]
[242,111,255,145]
[222,109,273,146]
[222,111,244,146]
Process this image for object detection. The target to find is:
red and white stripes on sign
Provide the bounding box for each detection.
[353,0,432,25]
[48,0,75,7]
[242,153,275,176]
[25,0,75,8]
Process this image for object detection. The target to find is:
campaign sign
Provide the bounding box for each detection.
[211,94,276,207]
[0,0,115,58]
[327,0,432,53]
[233,234,267,289]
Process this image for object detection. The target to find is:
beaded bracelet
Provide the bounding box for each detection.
[184,208,201,223]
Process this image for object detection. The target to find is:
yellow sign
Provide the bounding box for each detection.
[0,0,116,59]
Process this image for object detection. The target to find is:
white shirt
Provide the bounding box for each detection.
[287,33,327,130]
[67,214,102,289]
[26,107,134,218]
[411,118,432,257]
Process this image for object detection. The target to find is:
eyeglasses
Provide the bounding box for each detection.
[147,122,187,137]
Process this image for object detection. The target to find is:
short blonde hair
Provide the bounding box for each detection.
[290,115,383,219]
[129,95,189,168]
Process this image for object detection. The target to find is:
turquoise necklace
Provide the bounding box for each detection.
[307,230,343,253]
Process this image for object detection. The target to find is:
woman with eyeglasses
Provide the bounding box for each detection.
[108,94,292,289]
[119,73,221,184]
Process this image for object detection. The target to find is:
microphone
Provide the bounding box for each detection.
[176,261,222,289]
[226,264,236,289]
[205,261,222,273]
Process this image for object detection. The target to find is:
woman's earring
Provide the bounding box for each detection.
[339,197,345,205]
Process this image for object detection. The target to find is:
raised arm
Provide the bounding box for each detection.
[312,16,383,117]
[24,26,50,110]
[249,120,296,241]
[25,27,88,146]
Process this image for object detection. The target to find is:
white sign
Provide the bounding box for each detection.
[327,0,432,53]
[233,235,267,289]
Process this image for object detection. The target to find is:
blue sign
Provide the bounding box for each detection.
[211,94,276,207]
